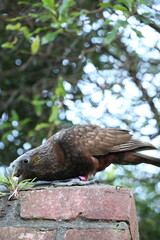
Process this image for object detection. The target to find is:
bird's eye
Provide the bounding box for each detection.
[23,159,29,164]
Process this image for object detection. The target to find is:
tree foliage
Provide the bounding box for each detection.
[0,0,160,238]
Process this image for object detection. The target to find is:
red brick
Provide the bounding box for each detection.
[0,227,56,240]
[20,185,138,239]
[64,229,130,240]
[20,186,135,221]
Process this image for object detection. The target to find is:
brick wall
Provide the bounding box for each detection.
[0,184,139,240]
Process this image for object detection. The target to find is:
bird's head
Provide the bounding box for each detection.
[7,148,41,181]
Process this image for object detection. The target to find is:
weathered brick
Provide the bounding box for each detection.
[20,185,135,221]
[0,227,56,240]
[20,185,138,239]
[64,229,131,240]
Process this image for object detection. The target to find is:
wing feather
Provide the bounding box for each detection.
[53,125,156,156]
[53,125,133,156]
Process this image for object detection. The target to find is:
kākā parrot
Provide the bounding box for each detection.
[8,125,160,182]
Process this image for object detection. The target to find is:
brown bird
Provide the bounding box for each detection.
[9,125,160,181]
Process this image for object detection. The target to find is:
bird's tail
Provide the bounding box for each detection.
[132,152,160,167]
[110,151,160,167]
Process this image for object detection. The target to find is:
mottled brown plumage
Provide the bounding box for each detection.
[9,125,160,181]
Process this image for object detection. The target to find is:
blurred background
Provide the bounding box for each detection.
[0,0,160,239]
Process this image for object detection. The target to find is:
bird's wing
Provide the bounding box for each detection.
[110,139,157,152]
[53,125,133,156]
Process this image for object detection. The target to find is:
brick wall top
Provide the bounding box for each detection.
[0,184,139,240]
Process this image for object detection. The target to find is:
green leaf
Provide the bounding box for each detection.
[20,118,31,126]
[41,29,62,45]
[11,110,19,121]
[36,13,53,22]
[41,0,55,11]
[6,16,26,22]
[0,123,11,130]
[18,1,29,5]
[28,130,35,137]
[117,20,128,27]
[49,105,59,123]
[2,131,13,141]
[0,172,35,200]
[55,78,66,97]
[0,174,16,189]
[58,0,75,16]
[28,13,39,18]
[31,97,45,116]
[50,22,60,28]
[35,123,50,131]
[31,35,40,54]
[0,192,7,198]
[113,5,128,13]
[117,0,133,11]
[20,26,32,39]
[31,96,46,116]
[99,3,112,8]
[0,175,8,184]
[18,178,36,189]
[1,42,14,49]
[71,9,89,17]
[32,2,42,8]
[6,23,21,31]
[104,20,113,25]
[104,28,118,45]
[132,28,143,37]
[32,27,49,35]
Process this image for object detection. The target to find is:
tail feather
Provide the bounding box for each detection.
[133,152,160,167]
[108,151,160,167]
